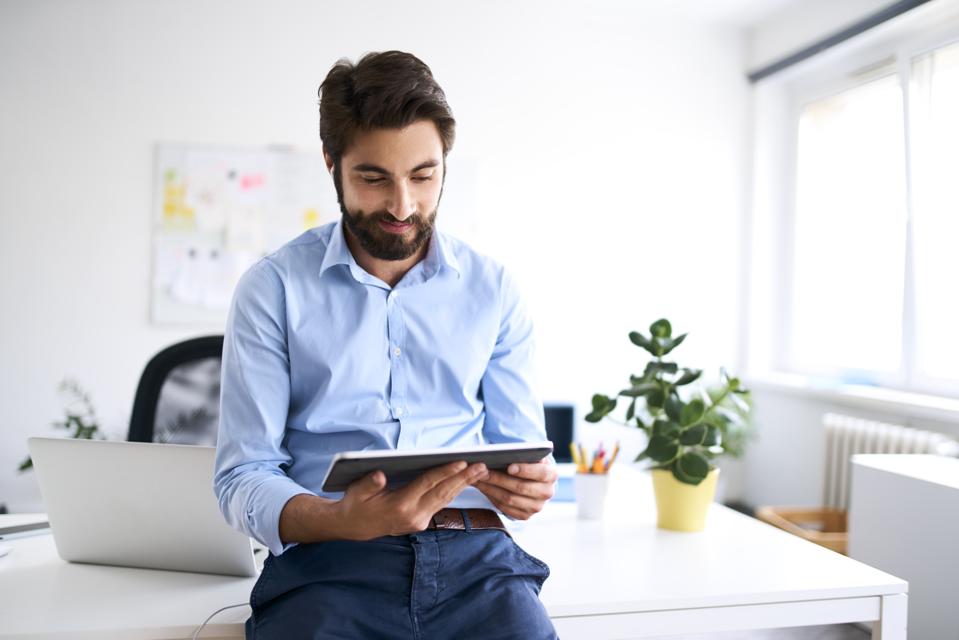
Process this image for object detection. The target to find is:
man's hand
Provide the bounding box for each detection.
[279,461,490,544]
[336,460,489,539]
[474,460,557,520]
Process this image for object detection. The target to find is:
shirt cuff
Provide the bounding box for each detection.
[247,477,317,557]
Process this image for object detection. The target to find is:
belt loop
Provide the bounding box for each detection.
[460,509,473,533]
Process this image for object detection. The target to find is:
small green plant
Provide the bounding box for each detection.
[585,318,752,486]
[18,379,104,472]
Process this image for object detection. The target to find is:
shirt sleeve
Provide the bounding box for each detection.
[480,268,550,449]
[213,259,315,557]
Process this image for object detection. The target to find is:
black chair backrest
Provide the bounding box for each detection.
[128,336,224,444]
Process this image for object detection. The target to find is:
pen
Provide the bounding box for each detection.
[569,442,584,472]
[605,441,620,472]
[591,449,605,474]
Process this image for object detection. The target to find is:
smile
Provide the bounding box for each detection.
[379,219,414,234]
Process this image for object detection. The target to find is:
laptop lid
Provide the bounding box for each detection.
[28,437,257,577]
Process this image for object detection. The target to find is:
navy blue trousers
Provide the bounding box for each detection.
[246,523,557,639]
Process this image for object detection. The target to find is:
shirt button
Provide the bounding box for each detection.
[393,347,402,357]
[395,407,405,417]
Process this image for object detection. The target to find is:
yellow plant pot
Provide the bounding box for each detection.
[651,467,720,532]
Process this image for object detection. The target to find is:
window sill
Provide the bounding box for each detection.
[745,372,959,426]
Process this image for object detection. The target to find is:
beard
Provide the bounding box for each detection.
[340,203,436,261]
[333,160,442,261]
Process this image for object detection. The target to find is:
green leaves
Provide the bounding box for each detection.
[703,425,722,447]
[586,317,754,485]
[667,333,687,350]
[585,394,617,423]
[680,424,707,446]
[664,394,683,422]
[629,332,652,351]
[19,378,103,475]
[680,398,705,426]
[646,387,666,409]
[618,382,658,397]
[645,435,680,463]
[629,321,687,358]
[673,452,711,485]
[650,318,672,338]
[645,361,678,376]
[652,419,680,438]
[674,368,702,386]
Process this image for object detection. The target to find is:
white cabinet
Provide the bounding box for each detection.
[849,454,959,640]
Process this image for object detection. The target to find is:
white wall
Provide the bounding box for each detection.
[0,0,751,511]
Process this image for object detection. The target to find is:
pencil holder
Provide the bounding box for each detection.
[574,472,609,520]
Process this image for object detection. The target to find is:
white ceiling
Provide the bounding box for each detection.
[635,0,807,28]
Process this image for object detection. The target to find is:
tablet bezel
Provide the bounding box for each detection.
[320,441,554,493]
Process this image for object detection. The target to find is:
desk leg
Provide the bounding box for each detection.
[872,593,907,640]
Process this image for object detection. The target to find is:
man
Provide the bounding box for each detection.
[214,50,558,639]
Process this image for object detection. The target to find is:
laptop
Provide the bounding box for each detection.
[28,437,258,577]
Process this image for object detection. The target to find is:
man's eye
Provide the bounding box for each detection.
[412,175,434,182]
[361,176,385,185]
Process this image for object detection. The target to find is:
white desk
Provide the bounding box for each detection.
[0,468,907,639]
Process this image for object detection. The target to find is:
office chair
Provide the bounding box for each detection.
[128,335,223,445]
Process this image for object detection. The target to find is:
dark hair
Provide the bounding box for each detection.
[318,51,456,164]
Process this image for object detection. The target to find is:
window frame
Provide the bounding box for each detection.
[768,14,959,399]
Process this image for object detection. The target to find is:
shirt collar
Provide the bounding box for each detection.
[318,218,462,282]
[427,228,461,279]
[317,219,353,278]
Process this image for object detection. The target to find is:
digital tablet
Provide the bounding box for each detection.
[320,441,554,493]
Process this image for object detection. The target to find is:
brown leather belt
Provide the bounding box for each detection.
[427,508,506,533]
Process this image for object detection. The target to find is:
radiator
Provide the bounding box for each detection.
[822,413,959,510]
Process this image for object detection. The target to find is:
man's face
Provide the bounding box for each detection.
[331,120,445,261]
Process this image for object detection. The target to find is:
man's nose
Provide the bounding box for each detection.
[386,181,415,221]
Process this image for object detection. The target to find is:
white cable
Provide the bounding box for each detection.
[191,602,250,640]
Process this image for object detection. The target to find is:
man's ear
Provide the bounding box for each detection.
[323,149,335,175]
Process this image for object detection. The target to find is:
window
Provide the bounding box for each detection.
[780,36,959,396]
[911,41,959,386]
[789,73,907,376]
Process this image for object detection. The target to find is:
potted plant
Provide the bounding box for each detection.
[585,318,752,531]
[18,379,104,472]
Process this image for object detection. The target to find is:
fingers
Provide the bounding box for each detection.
[474,463,556,521]
[474,480,545,520]
[345,470,387,501]
[407,461,472,493]
[395,461,488,506]
[419,463,488,509]
[479,470,555,500]
[376,463,487,535]
[505,461,557,482]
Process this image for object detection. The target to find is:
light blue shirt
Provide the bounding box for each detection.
[214,220,546,556]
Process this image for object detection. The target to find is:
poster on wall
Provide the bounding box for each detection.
[151,143,338,325]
